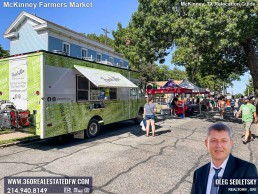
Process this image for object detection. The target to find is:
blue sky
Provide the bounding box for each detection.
[0,0,248,94]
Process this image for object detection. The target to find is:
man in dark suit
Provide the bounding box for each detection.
[191,123,257,194]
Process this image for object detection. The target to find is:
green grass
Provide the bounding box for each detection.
[21,126,36,133]
[0,129,13,135]
[0,126,38,145]
[0,135,39,145]
[0,126,35,134]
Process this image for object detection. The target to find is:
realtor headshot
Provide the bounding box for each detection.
[191,123,258,194]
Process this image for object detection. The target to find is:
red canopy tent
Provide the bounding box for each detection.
[146,79,193,118]
[146,79,192,94]
[146,87,192,95]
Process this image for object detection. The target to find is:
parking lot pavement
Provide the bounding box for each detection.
[88,116,258,194]
[0,115,257,194]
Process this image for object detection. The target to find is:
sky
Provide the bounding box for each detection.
[0,0,249,94]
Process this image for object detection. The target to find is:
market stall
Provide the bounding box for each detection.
[146,87,192,95]
[179,79,210,113]
[179,79,209,94]
[146,79,192,117]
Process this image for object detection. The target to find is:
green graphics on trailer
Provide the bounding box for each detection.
[27,54,41,135]
[0,51,144,139]
[0,53,42,135]
[0,59,9,100]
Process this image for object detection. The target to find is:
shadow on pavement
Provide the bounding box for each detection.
[187,107,243,125]
[14,120,155,150]
[13,108,251,150]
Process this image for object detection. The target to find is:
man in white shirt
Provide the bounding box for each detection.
[191,123,257,194]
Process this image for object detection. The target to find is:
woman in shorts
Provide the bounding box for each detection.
[143,97,156,137]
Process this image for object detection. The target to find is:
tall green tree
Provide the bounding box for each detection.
[155,65,187,81]
[168,67,187,81]
[0,45,9,57]
[139,62,159,89]
[85,33,115,48]
[113,0,258,103]
[138,64,186,86]
[244,77,254,96]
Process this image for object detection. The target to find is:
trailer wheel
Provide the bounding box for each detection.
[134,107,143,124]
[86,119,100,138]
[133,116,142,124]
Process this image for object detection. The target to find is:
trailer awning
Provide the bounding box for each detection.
[74,65,137,88]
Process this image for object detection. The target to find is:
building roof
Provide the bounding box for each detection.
[4,11,124,58]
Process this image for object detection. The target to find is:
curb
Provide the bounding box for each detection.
[0,137,40,148]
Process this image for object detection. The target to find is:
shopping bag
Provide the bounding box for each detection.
[140,119,146,131]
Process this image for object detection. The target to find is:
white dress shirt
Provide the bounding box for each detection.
[206,156,229,194]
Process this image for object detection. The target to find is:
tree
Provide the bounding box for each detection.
[234,93,243,99]
[85,33,115,48]
[244,77,254,96]
[156,65,186,81]
[169,67,187,80]
[113,0,258,105]
[139,62,159,89]
[138,63,187,88]
[0,45,9,57]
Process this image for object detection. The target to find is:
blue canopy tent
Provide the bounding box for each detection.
[179,79,209,94]
[162,78,178,88]
[179,79,210,114]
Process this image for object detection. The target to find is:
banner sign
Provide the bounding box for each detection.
[9,58,28,110]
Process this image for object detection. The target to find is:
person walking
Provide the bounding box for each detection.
[230,95,236,112]
[237,95,244,109]
[225,97,230,108]
[210,96,215,112]
[214,95,218,111]
[204,96,210,111]
[237,96,257,144]
[170,95,179,116]
[143,97,156,137]
[191,123,258,194]
[196,96,200,105]
[218,97,226,119]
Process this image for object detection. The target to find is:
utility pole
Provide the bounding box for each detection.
[246,76,251,96]
[101,28,110,45]
[223,82,225,95]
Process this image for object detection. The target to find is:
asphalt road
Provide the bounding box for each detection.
[0,110,257,194]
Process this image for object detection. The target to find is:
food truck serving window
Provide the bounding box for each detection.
[77,76,89,101]
[77,75,117,101]
[105,88,117,100]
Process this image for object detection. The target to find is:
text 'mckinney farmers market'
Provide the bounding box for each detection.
[3,1,93,9]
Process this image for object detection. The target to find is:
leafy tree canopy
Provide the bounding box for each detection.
[244,77,254,96]
[113,0,258,98]
[139,63,187,89]
[85,33,115,48]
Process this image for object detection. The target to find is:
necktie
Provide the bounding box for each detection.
[210,167,222,194]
